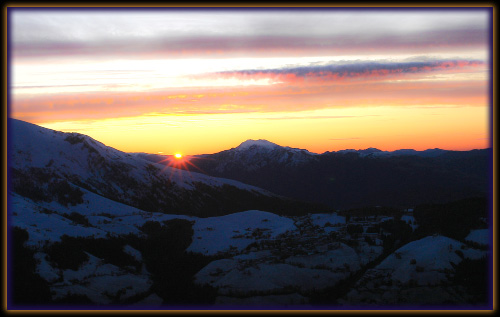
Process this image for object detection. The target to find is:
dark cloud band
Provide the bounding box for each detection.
[210,59,485,83]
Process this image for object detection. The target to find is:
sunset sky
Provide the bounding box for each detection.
[9,7,492,155]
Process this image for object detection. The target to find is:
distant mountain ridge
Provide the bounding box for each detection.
[146,139,491,210]
[134,140,452,173]
[227,139,454,158]
[134,140,457,170]
[223,139,454,158]
[333,147,449,158]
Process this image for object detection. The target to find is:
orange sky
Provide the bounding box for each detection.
[9,8,492,155]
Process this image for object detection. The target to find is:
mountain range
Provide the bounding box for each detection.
[137,139,490,210]
[7,119,491,307]
[8,119,322,218]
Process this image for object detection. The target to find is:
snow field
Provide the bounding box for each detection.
[465,229,489,246]
[10,193,109,246]
[401,215,418,231]
[47,252,154,305]
[310,213,346,227]
[11,191,297,258]
[195,259,346,295]
[285,243,360,272]
[187,210,297,255]
[374,235,487,286]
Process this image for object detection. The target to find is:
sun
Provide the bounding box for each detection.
[156,151,207,180]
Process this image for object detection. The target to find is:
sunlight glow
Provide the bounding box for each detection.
[37,105,489,155]
[11,9,490,156]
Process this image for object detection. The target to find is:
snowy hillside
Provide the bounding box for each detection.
[9,118,268,192]
[9,186,489,307]
[9,118,324,217]
[10,191,299,254]
[340,235,488,305]
[8,118,490,308]
[375,235,485,285]
[187,210,296,255]
[9,189,316,306]
[465,229,489,246]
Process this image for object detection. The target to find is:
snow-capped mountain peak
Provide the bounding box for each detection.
[203,139,318,172]
[236,139,281,151]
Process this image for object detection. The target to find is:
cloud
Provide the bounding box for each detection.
[208,59,486,85]
[13,29,489,60]
[11,75,487,124]
[11,7,489,60]
[252,115,379,121]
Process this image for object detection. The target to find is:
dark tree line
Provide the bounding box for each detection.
[413,196,488,241]
[135,219,218,305]
[10,227,52,306]
[39,219,219,306]
[11,167,84,206]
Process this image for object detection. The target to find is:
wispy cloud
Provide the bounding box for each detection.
[11,76,487,123]
[252,115,379,121]
[206,59,486,85]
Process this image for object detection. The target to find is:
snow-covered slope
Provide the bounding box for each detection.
[465,229,489,246]
[195,260,347,296]
[10,190,297,255]
[10,118,268,192]
[8,118,295,217]
[375,235,485,285]
[340,235,488,305]
[48,252,154,305]
[187,210,296,255]
[10,188,306,305]
[10,185,489,306]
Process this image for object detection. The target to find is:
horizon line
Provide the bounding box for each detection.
[8,117,491,156]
